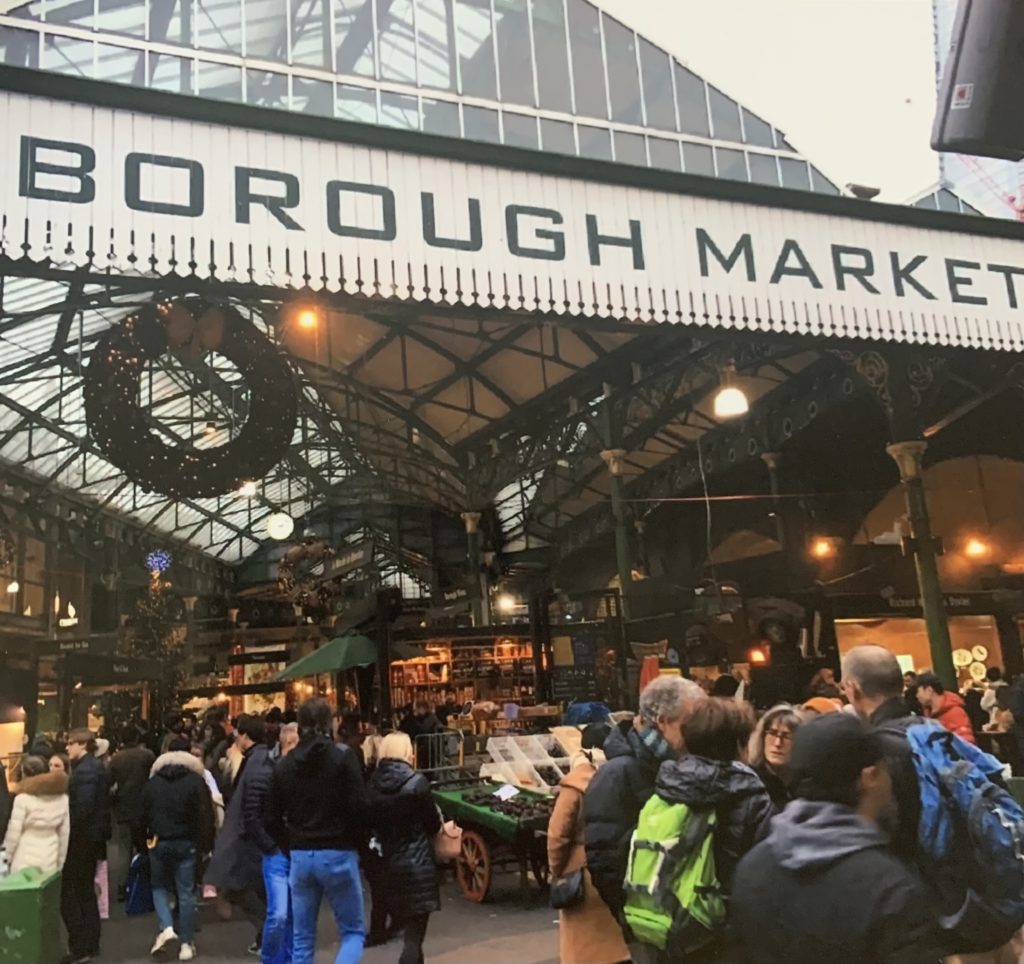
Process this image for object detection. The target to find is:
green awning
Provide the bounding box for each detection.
[274,634,378,681]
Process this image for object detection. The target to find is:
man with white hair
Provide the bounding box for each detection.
[582,675,705,929]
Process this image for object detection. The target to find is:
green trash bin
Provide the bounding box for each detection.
[0,867,63,964]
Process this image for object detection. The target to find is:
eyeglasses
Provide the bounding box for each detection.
[765,729,793,744]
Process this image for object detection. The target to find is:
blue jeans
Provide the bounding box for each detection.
[150,840,197,943]
[289,849,364,964]
[262,851,293,964]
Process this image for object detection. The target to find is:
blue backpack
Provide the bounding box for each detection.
[902,721,1024,952]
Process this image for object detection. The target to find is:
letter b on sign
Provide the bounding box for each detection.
[19,136,96,203]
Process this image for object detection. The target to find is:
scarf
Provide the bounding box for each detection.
[637,724,676,764]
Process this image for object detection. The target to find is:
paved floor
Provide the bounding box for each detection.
[98,880,559,964]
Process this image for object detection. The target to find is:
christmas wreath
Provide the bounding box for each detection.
[84,299,298,499]
[278,537,336,605]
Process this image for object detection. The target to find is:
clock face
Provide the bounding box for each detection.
[970,661,988,682]
[953,648,973,668]
[972,645,989,663]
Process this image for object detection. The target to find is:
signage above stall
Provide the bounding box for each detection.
[3,70,1024,350]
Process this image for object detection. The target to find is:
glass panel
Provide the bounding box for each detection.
[380,90,420,128]
[577,124,611,161]
[495,0,534,107]
[96,0,146,38]
[540,117,575,154]
[774,128,797,151]
[42,34,92,76]
[682,141,714,176]
[463,104,500,143]
[417,0,456,91]
[246,67,289,108]
[503,111,539,149]
[293,76,334,115]
[810,166,841,195]
[638,37,674,131]
[245,0,286,59]
[742,108,774,148]
[0,26,39,67]
[937,189,960,212]
[46,0,91,27]
[708,86,742,142]
[715,147,747,181]
[748,152,779,186]
[779,157,810,191]
[674,62,709,137]
[337,82,377,122]
[149,51,192,93]
[198,0,243,54]
[8,0,41,21]
[291,0,331,68]
[648,136,680,171]
[151,0,193,48]
[197,59,243,100]
[335,0,376,77]
[566,0,605,119]
[456,0,496,99]
[532,0,570,113]
[377,0,416,83]
[422,96,460,136]
[602,14,640,124]
[95,41,139,85]
[614,130,645,166]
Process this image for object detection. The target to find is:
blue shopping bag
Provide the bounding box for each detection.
[125,852,155,916]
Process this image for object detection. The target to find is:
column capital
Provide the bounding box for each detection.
[886,440,928,481]
[182,595,198,614]
[600,448,628,477]
[761,452,782,472]
[461,511,482,534]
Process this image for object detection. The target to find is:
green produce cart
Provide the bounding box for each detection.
[0,867,62,964]
[433,779,553,903]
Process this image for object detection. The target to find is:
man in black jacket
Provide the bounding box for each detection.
[139,737,215,960]
[730,713,944,964]
[265,699,368,964]
[61,728,111,964]
[109,725,155,900]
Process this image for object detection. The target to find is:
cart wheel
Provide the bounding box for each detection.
[530,848,549,889]
[455,830,492,903]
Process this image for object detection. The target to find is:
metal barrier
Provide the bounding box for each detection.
[414,729,464,780]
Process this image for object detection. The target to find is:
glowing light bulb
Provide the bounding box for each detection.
[296,308,319,330]
[713,385,749,420]
[6,580,18,594]
[238,480,258,498]
[267,512,295,541]
[496,594,517,613]
[811,538,836,560]
[965,537,990,559]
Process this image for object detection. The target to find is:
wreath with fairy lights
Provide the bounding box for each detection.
[83,299,298,499]
[278,537,336,606]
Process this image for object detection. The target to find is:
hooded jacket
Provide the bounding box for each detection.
[139,751,215,854]
[583,721,664,921]
[730,800,945,964]
[2,771,70,873]
[927,691,976,744]
[265,733,367,852]
[367,759,441,917]
[109,744,155,826]
[655,755,774,892]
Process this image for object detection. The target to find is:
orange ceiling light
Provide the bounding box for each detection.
[964,537,991,560]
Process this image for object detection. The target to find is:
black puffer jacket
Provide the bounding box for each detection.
[241,746,278,856]
[139,751,215,853]
[368,760,442,918]
[583,721,663,921]
[68,752,110,849]
[656,756,774,892]
[731,800,944,964]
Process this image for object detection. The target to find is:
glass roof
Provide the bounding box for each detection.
[0,0,842,192]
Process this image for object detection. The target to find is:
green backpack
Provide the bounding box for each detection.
[623,795,726,956]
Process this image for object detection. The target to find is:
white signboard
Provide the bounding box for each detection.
[2,89,1024,350]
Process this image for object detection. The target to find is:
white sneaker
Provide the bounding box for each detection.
[178,944,196,961]
[151,927,178,958]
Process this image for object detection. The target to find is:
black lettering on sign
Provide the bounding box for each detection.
[696,229,755,281]
[946,258,987,306]
[505,205,566,261]
[890,253,936,300]
[831,245,879,294]
[586,214,644,269]
[988,263,1024,309]
[769,239,822,289]
[235,168,302,230]
[19,136,95,203]
[125,154,204,217]
[326,181,397,240]
[421,192,482,251]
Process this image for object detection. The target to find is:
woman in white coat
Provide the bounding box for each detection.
[3,754,70,873]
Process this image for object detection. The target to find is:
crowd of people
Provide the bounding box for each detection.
[550,646,1024,964]
[0,701,442,964]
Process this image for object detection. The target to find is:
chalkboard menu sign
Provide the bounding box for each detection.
[551,665,599,702]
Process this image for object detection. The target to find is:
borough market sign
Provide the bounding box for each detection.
[2,74,1024,350]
